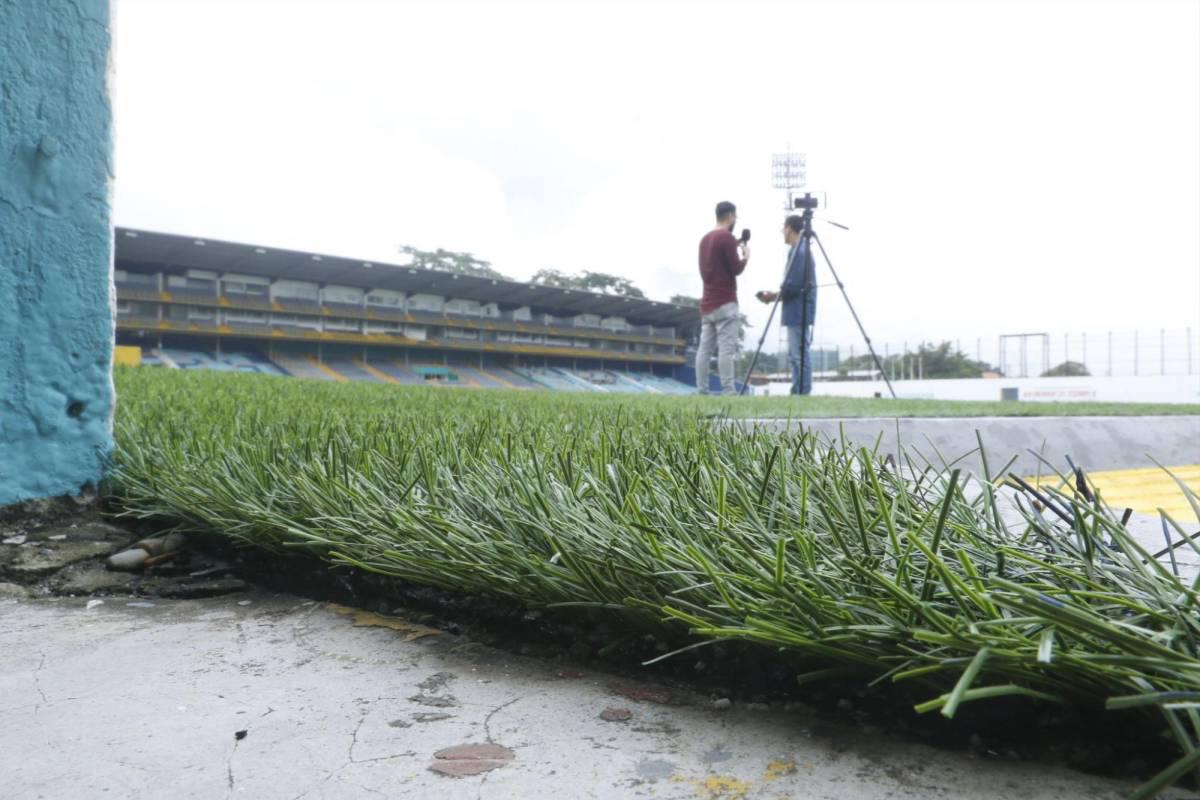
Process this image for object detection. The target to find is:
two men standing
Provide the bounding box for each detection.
[695,203,816,396]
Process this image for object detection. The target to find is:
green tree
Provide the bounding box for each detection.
[531,269,646,298]
[399,245,510,280]
[735,350,785,375]
[530,268,572,289]
[1042,360,1090,377]
[838,341,992,379]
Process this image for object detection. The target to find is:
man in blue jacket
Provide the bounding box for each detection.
[756,215,817,395]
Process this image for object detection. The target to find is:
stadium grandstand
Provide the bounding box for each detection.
[114,228,704,393]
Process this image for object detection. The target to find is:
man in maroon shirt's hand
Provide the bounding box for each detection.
[695,201,749,394]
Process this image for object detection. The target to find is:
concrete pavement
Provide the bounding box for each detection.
[0,595,1155,800]
[737,415,1200,480]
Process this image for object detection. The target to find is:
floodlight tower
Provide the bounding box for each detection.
[768,151,807,371]
[771,151,807,210]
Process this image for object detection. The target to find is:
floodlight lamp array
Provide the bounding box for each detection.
[771,152,806,190]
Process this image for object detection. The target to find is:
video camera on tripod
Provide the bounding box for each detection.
[792,193,819,211]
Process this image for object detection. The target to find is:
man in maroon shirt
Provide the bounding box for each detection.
[696,201,749,393]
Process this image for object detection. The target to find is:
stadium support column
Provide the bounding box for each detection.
[0,0,113,506]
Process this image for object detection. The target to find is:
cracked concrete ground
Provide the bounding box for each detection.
[0,594,1158,799]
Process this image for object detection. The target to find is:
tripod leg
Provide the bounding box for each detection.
[797,236,809,396]
[811,232,896,399]
[738,295,783,395]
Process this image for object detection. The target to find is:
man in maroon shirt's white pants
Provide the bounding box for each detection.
[696,201,749,394]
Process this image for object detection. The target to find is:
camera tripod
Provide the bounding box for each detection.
[738,203,895,398]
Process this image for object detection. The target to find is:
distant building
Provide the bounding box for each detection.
[113,229,699,391]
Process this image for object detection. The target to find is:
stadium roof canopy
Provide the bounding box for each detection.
[116,228,698,329]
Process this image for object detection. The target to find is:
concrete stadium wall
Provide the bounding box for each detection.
[0,0,113,505]
[757,374,1200,404]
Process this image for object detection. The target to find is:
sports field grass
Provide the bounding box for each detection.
[109,368,1200,798]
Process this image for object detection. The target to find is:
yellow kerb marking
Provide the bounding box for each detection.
[356,359,399,385]
[329,604,441,641]
[764,760,797,781]
[671,774,753,800]
[480,367,517,388]
[1023,465,1200,519]
[306,355,347,382]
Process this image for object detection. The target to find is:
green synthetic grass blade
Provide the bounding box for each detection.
[915,684,1065,715]
[941,647,991,718]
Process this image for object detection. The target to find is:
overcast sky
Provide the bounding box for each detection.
[112,0,1200,354]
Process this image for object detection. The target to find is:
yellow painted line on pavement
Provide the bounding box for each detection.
[1026,465,1200,520]
[355,359,400,385]
[306,355,347,383]
[479,367,520,389]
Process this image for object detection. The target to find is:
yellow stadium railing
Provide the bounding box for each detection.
[115,319,685,364]
[114,287,685,347]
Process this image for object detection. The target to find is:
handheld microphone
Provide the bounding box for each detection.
[740,229,751,244]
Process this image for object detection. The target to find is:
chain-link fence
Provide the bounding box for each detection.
[811,328,1197,380]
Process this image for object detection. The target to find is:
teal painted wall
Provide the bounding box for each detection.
[0,0,114,505]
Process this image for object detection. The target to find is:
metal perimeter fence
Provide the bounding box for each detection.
[809,328,1198,380]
